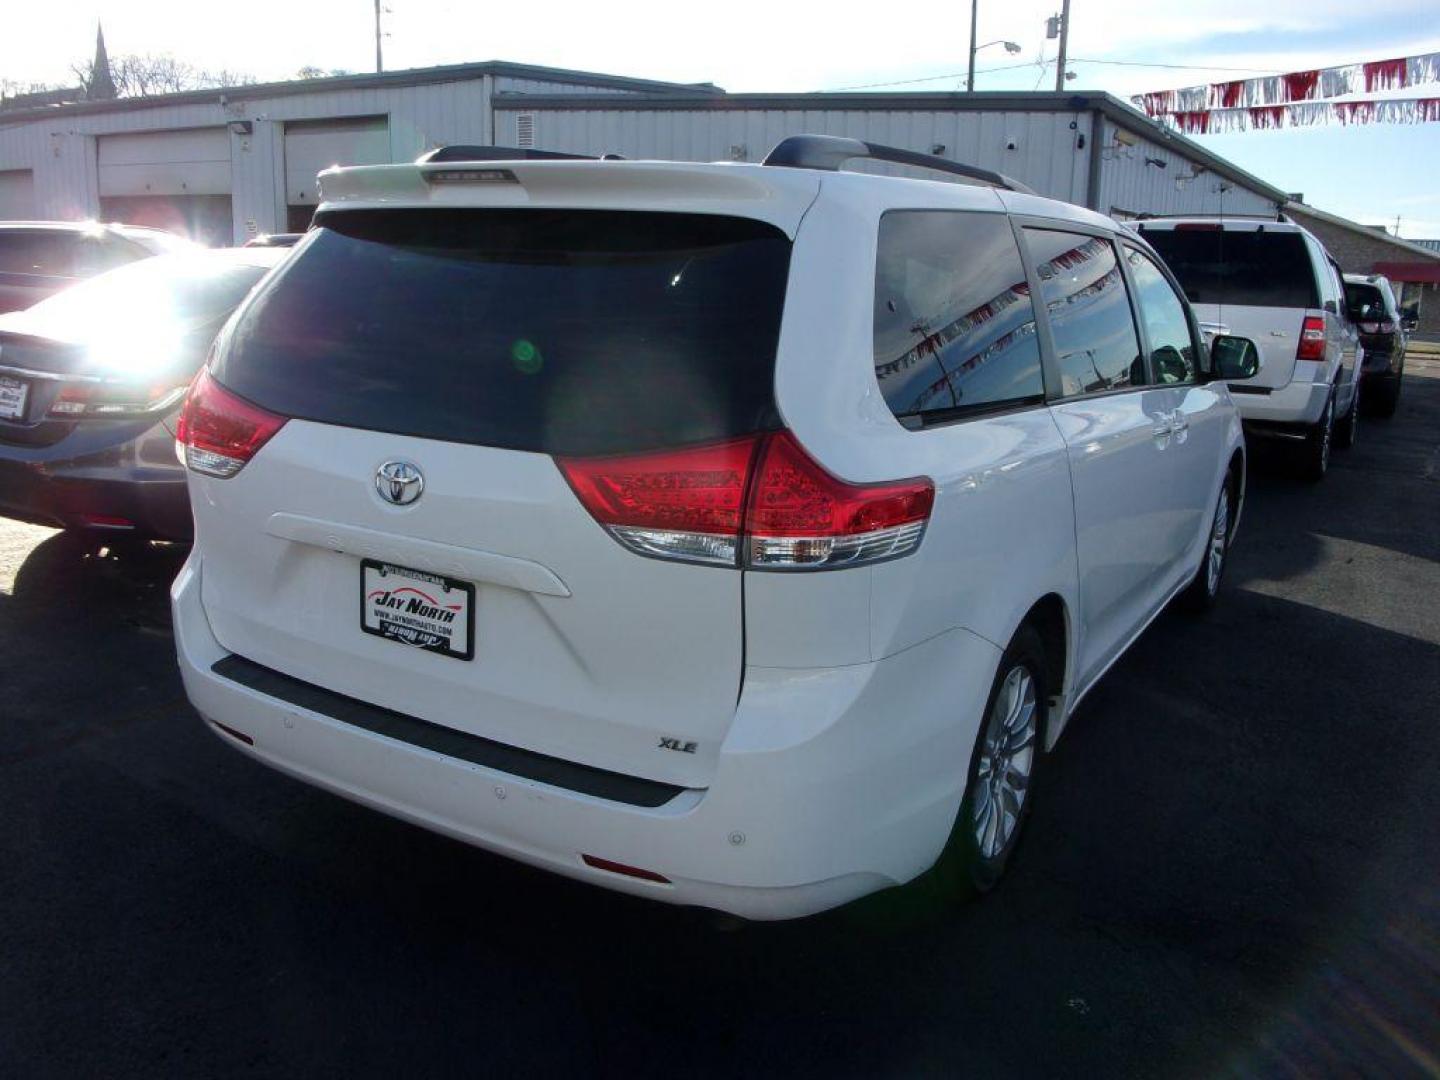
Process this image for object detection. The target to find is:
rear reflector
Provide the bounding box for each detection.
[210,720,254,746]
[582,854,671,884]
[1296,315,1327,362]
[176,369,287,478]
[558,430,933,570]
[78,514,135,530]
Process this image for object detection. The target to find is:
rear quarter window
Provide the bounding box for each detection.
[212,209,792,456]
[873,210,1044,423]
[1141,228,1320,309]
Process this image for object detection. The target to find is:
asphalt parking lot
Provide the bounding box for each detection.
[3,358,1438,1078]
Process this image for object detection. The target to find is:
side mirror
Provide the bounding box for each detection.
[1212,335,1262,380]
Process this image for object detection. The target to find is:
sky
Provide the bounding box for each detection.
[3,0,1438,237]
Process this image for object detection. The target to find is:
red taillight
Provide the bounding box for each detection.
[49,379,190,418]
[557,436,758,566]
[1173,222,1224,231]
[1359,322,1380,334]
[1296,315,1327,362]
[557,431,934,570]
[175,369,286,478]
[745,431,934,568]
[1379,319,1397,333]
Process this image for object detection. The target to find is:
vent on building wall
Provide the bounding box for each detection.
[515,113,536,149]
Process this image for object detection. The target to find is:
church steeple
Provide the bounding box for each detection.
[88,23,117,100]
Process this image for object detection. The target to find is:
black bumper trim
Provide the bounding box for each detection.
[209,655,687,809]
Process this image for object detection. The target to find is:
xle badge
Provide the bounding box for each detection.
[659,737,698,754]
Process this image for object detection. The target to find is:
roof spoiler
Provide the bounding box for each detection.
[761,134,1036,195]
[415,144,596,163]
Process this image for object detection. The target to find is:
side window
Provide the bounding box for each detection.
[1024,228,1145,397]
[873,210,1044,422]
[72,236,140,277]
[1124,246,1197,384]
[0,232,80,278]
[1308,237,1340,310]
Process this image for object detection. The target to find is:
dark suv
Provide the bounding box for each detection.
[1343,273,1406,417]
[0,221,199,315]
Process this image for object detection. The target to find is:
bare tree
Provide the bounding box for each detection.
[0,76,75,104]
[70,53,256,98]
[296,66,353,79]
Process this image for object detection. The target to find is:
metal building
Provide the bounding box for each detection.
[0,60,1286,245]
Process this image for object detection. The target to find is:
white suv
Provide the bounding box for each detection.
[172,137,1254,919]
[1138,217,1362,480]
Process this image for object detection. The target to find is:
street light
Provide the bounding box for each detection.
[965,41,1022,90]
[966,3,1022,93]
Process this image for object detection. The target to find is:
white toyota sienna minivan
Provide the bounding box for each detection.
[172,136,1258,919]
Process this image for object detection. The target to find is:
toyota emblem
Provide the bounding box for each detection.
[375,460,424,506]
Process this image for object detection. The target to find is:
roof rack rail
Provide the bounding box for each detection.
[761,134,1036,195]
[416,144,595,164]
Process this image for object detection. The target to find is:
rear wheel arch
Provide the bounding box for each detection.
[1227,449,1245,529]
[1018,594,1068,746]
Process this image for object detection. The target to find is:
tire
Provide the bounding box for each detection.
[1369,373,1401,418]
[922,624,1048,902]
[1299,391,1335,483]
[1179,476,1233,613]
[1334,377,1360,449]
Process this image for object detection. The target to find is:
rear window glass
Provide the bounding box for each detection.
[873,210,1043,423]
[1141,228,1319,308]
[19,255,268,333]
[213,209,791,456]
[1344,281,1389,316]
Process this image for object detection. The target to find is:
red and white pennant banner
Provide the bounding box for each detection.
[1161,96,1440,134]
[1133,51,1440,117]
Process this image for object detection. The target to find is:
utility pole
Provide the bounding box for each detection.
[966,0,979,92]
[1053,0,1071,91]
[375,0,384,74]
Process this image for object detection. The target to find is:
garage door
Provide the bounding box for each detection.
[98,129,232,197]
[284,117,390,207]
[0,170,36,219]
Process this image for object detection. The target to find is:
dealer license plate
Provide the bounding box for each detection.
[0,376,28,421]
[361,560,475,660]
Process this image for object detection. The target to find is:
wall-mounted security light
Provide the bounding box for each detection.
[227,120,253,135]
[1145,157,1166,168]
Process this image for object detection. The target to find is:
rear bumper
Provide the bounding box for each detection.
[172,555,1000,919]
[0,425,191,539]
[1228,376,1330,427]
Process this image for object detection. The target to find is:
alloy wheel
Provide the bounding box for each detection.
[972,665,1038,860]
[1207,485,1230,595]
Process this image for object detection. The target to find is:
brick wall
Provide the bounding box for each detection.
[1288,207,1440,338]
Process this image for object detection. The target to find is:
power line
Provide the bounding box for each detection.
[824,60,1045,92]
[1068,57,1286,74]
[823,55,1288,93]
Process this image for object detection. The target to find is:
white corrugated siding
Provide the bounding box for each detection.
[0,168,36,217]
[1094,121,1278,218]
[0,75,1283,243]
[492,107,1094,205]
